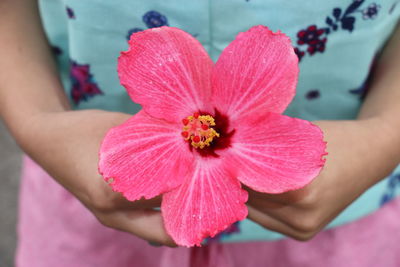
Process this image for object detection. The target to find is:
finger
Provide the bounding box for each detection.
[148,241,163,247]
[247,205,313,241]
[99,177,162,209]
[247,202,304,232]
[100,209,177,247]
[244,185,314,205]
[247,205,330,241]
[246,189,308,230]
[247,197,323,234]
[112,193,162,210]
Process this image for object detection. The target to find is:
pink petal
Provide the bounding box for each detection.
[118,27,213,123]
[211,26,299,120]
[225,112,326,193]
[98,111,194,201]
[162,159,248,247]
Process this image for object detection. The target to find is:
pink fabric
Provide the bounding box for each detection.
[17,156,400,267]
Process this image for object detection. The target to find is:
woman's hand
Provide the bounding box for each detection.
[0,1,175,247]
[246,23,400,241]
[22,110,176,247]
[246,119,399,241]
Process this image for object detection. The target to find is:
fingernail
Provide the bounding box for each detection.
[148,241,163,247]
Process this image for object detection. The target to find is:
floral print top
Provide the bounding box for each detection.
[39,0,400,242]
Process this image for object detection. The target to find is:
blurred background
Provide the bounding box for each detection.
[0,120,21,267]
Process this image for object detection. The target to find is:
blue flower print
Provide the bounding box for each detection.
[349,82,368,97]
[143,11,169,28]
[306,89,321,100]
[294,47,305,61]
[350,56,377,99]
[66,6,75,19]
[294,0,381,62]
[389,1,400,14]
[51,46,62,56]
[70,60,103,105]
[381,173,400,206]
[297,25,327,55]
[127,11,169,40]
[126,28,143,41]
[362,3,381,19]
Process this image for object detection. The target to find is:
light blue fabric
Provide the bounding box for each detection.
[39,0,400,242]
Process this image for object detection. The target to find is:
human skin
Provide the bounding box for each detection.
[247,24,400,240]
[0,0,174,247]
[1,0,399,246]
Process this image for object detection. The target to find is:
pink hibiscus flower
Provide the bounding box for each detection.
[98,26,326,247]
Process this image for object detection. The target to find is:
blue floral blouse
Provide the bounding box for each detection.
[39,0,400,242]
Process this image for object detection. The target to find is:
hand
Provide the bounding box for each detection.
[22,110,176,247]
[246,119,398,241]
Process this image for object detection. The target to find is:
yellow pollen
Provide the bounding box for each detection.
[182,113,220,149]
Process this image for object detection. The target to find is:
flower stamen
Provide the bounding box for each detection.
[181,113,220,149]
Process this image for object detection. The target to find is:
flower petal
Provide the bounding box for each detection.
[118,27,213,123]
[212,25,299,120]
[98,111,194,201]
[162,159,248,247]
[226,112,326,193]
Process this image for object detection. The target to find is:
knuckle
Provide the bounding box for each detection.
[164,238,178,248]
[162,240,178,248]
[298,190,319,209]
[151,236,177,248]
[259,223,272,232]
[88,191,115,212]
[95,213,113,228]
[292,231,318,242]
[291,214,321,233]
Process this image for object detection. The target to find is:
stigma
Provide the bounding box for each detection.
[181,112,220,149]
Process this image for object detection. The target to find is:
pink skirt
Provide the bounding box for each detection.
[16,156,400,267]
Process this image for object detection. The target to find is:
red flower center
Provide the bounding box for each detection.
[182,110,235,158]
[181,112,220,149]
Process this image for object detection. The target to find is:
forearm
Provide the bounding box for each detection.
[355,24,400,182]
[0,0,70,142]
[358,24,400,125]
[0,5,171,243]
[248,27,400,238]
[358,23,400,150]
[318,24,400,189]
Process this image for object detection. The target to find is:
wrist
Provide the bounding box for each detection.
[314,119,398,190]
[357,115,400,161]
[12,110,105,155]
[356,117,400,185]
